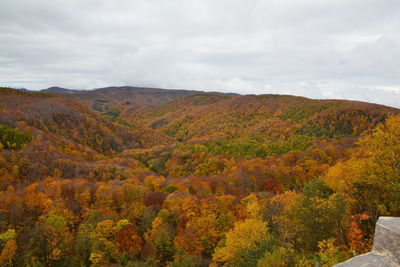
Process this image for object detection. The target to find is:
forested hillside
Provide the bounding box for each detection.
[0,86,399,266]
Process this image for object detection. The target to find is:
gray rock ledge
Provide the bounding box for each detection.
[334,217,400,266]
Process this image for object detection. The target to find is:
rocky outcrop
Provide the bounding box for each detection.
[334,217,400,266]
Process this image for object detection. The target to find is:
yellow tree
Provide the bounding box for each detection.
[0,229,17,266]
[212,218,269,265]
[211,194,281,266]
[324,114,400,221]
[0,240,17,266]
[144,211,176,262]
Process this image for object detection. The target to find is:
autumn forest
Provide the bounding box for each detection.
[0,86,399,267]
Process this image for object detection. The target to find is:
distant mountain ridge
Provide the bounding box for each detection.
[35,86,399,144]
[38,86,240,121]
[41,86,83,93]
[40,85,239,95]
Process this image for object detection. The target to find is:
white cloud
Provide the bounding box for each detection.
[0,0,400,107]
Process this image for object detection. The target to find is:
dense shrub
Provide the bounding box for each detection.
[0,124,32,150]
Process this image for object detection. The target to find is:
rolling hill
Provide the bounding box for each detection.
[131,93,397,142]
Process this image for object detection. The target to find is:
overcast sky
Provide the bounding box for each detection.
[1,0,400,107]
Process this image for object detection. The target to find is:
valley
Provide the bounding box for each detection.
[0,86,399,266]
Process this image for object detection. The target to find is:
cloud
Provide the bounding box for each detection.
[1,0,400,107]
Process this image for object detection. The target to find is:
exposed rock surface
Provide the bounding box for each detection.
[334,217,400,266]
